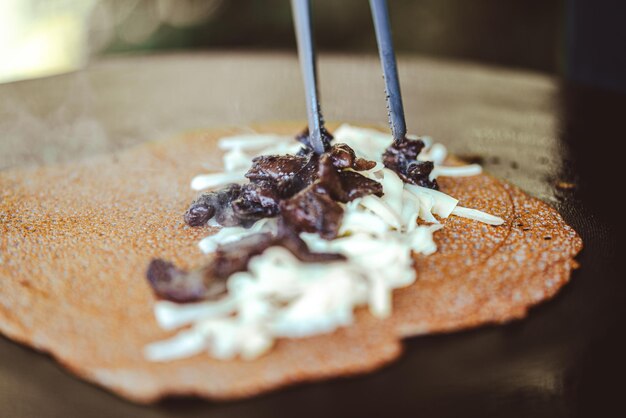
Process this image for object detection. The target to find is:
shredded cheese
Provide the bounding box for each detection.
[145,125,504,362]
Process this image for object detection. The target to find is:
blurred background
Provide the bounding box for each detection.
[1,0,624,91]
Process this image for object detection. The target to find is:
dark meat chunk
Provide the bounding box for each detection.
[245,153,320,198]
[214,205,243,227]
[353,158,377,171]
[245,155,308,184]
[184,127,383,232]
[242,182,280,209]
[274,152,320,198]
[329,143,376,171]
[147,226,344,302]
[212,184,246,227]
[146,259,227,303]
[184,183,279,228]
[231,182,281,223]
[290,153,320,194]
[406,161,438,189]
[328,143,356,169]
[382,138,425,173]
[211,232,275,279]
[295,126,334,154]
[212,184,248,227]
[184,184,242,227]
[314,154,347,202]
[338,171,384,201]
[275,221,345,262]
[213,226,344,279]
[184,202,215,227]
[382,138,438,189]
[315,154,382,203]
[146,234,273,302]
[383,138,425,167]
[280,188,343,240]
[184,193,218,227]
[212,226,344,278]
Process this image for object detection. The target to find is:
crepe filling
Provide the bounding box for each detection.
[144,125,503,361]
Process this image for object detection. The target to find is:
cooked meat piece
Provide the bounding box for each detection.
[275,221,345,262]
[315,155,382,203]
[406,161,438,189]
[314,154,348,202]
[146,259,227,303]
[280,187,343,240]
[231,182,281,223]
[339,171,384,201]
[328,143,376,171]
[245,155,308,184]
[382,138,438,189]
[211,232,275,279]
[147,225,344,302]
[184,184,243,227]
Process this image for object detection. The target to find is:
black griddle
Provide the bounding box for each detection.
[0,53,623,418]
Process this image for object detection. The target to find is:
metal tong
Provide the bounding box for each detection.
[291,0,407,154]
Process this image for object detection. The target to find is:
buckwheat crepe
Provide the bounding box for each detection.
[0,123,582,403]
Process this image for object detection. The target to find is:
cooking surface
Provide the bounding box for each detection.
[0,53,623,417]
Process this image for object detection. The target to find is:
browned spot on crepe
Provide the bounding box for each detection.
[0,124,582,403]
